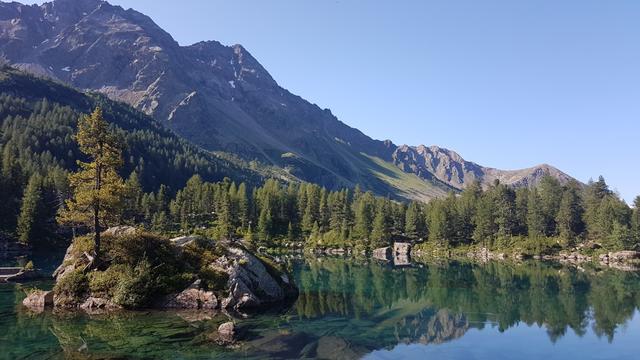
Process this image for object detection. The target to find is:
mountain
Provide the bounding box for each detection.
[0,65,268,191]
[0,0,576,200]
[392,145,575,190]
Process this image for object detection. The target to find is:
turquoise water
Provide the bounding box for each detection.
[2,258,640,359]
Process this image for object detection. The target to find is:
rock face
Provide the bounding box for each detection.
[22,290,54,311]
[214,247,298,311]
[0,0,577,200]
[52,242,92,281]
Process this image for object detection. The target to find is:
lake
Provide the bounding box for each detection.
[2,257,640,359]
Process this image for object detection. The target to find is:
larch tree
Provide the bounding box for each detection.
[58,108,125,261]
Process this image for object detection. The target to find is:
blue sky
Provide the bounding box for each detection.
[24,0,640,203]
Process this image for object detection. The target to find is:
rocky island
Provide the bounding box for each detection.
[24,226,297,315]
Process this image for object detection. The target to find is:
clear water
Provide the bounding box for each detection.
[2,257,640,359]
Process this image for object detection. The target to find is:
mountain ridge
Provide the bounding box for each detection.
[0,0,577,200]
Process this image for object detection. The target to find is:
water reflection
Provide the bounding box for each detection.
[2,259,640,359]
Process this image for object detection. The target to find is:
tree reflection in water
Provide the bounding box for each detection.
[2,259,640,359]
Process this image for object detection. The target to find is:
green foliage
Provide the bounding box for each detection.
[16,174,46,245]
[111,259,156,308]
[54,269,89,305]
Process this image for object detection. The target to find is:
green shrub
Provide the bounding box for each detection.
[54,269,89,304]
[111,260,156,308]
[199,267,229,291]
[88,264,126,298]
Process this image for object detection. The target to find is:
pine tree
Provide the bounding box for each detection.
[429,197,457,246]
[538,176,563,236]
[257,202,273,246]
[457,182,481,243]
[352,192,374,241]
[405,201,425,239]
[370,200,391,248]
[215,190,233,240]
[493,184,518,238]
[556,182,585,244]
[17,174,45,245]
[287,222,296,243]
[57,108,125,260]
[236,182,249,231]
[473,194,496,246]
[583,176,611,239]
[527,189,545,238]
[122,171,143,224]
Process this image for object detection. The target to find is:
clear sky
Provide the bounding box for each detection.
[22,0,640,203]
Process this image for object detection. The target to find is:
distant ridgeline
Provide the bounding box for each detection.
[0,66,638,253]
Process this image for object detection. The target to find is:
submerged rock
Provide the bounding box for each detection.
[159,280,218,310]
[80,297,121,312]
[22,290,54,311]
[216,322,236,344]
[3,268,44,283]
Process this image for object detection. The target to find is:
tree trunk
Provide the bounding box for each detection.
[94,162,102,259]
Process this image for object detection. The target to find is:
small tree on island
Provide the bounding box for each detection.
[58,108,125,262]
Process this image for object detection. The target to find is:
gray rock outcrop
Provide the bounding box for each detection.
[213,247,297,310]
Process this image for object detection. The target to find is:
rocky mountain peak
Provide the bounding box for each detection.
[0,0,580,200]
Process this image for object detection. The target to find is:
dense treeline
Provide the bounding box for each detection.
[0,67,263,244]
[1,68,638,253]
[116,174,639,253]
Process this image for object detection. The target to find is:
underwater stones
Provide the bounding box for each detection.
[22,290,54,311]
[159,280,218,310]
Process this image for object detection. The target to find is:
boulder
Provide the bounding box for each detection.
[213,247,297,311]
[372,247,392,261]
[159,280,218,310]
[102,226,137,237]
[170,235,201,247]
[217,322,236,344]
[22,290,54,311]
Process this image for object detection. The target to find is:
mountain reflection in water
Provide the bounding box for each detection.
[2,258,640,359]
